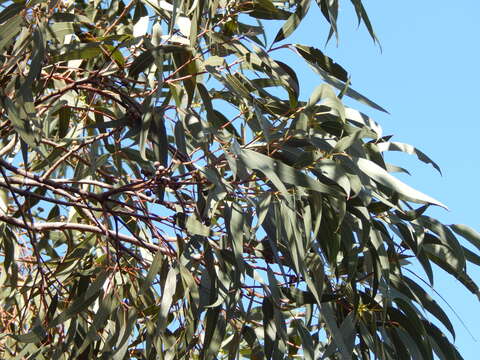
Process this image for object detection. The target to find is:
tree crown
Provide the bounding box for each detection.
[0,1,478,359]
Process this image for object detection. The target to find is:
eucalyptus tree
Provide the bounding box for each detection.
[0,0,479,359]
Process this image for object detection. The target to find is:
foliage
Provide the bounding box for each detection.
[0,0,478,359]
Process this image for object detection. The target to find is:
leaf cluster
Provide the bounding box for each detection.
[0,0,477,359]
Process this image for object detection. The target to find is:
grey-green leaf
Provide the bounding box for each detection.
[236,148,345,197]
[354,157,447,208]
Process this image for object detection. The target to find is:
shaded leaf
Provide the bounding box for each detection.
[235,147,345,197]
[274,0,311,43]
[293,44,348,82]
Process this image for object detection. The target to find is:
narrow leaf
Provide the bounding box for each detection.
[354,157,447,208]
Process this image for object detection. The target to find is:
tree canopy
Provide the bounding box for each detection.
[0,0,479,359]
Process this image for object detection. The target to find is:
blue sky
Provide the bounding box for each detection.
[271,1,480,358]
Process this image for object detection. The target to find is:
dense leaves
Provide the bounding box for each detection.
[0,0,477,359]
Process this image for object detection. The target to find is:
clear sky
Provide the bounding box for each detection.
[273,1,480,358]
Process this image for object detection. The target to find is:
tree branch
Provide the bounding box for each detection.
[0,214,175,256]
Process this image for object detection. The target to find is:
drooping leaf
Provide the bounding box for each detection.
[354,157,447,208]
[293,44,348,82]
[274,0,311,43]
[235,147,345,198]
[450,224,480,252]
[0,14,22,52]
[376,141,442,174]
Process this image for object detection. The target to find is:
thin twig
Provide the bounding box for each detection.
[0,213,175,256]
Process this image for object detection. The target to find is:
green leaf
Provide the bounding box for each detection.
[0,1,24,23]
[0,1,475,359]
[402,276,456,338]
[45,22,74,42]
[307,84,345,122]
[112,308,137,360]
[74,294,117,357]
[203,55,226,70]
[394,298,430,349]
[156,266,177,332]
[141,250,164,294]
[293,44,348,82]
[345,107,383,136]
[129,44,188,77]
[421,242,479,297]
[0,14,22,52]
[349,0,381,45]
[139,109,153,160]
[292,320,314,360]
[423,320,463,360]
[227,201,245,276]
[49,271,109,328]
[150,110,169,166]
[354,157,447,208]
[387,307,434,360]
[316,0,339,43]
[274,0,311,43]
[450,224,480,252]
[295,45,388,112]
[321,303,353,360]
[186,214,210,236]
[129,49,154,77]
[1,96,37,149]
[333,127,376,153]
[417,216,466,270]
[53,42,105,62]
[243,0,292,20]
[395,204,429,221]
[322,312,357,358]
[201,307,226,360]
[9,325,46,344]
[262,297,276,359]
[0,224,15,271]
[197,83,240,138]
[241,325,265,359]
[235,147,345,198]
[376,141,441,174]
